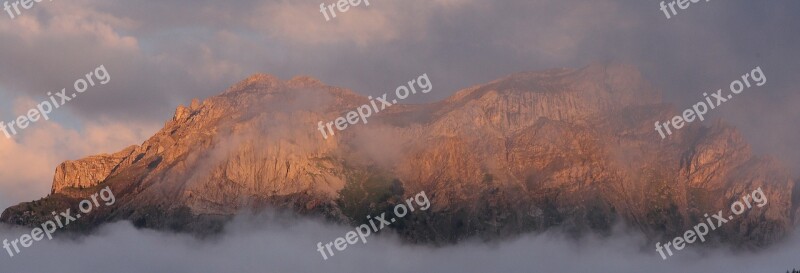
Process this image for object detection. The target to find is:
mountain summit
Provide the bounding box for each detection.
[2,63,796,246]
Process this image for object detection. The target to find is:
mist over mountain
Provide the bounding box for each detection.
[2,63,796,250]
[1,213,799,273]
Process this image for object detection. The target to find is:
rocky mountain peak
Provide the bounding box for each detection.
[3,65,794,249]
[287,75,325,88]
[222,73,283,95]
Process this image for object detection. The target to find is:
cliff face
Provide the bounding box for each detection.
[2,63,795,246]
[52,146,138,193]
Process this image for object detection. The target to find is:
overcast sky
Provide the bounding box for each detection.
[0,1,798,271]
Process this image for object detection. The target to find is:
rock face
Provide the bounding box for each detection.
[2,63,796,246]
[52,146,138,193]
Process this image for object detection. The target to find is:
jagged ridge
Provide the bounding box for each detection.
[2,63,796,247]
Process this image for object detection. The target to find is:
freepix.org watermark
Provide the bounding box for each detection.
[658,0,712,20]
[315,191,431,260]
[3,0,51,19]
[0,64,110,139]
[319,0,370,22]
[655,187,767,260]
[317,73,432,139]
[655,66,765,139]
[3,186,116,258]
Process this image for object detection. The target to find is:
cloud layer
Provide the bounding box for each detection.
[0,214,798,273]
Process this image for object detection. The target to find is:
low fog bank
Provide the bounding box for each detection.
[0,213,797,273]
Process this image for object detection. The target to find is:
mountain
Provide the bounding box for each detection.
[2,62,796,247]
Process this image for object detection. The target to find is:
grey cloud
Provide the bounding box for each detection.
[2,0,798,130]
[0,214,799,273]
